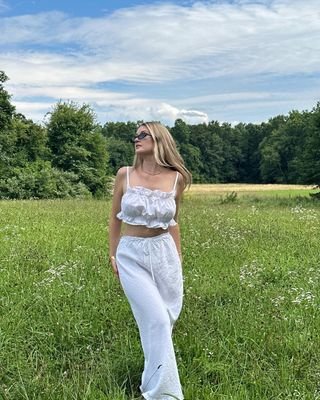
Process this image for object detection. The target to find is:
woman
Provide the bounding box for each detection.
[109,121,191,400]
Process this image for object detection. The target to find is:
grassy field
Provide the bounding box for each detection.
[1,185,320,399]
[187,184,316,198]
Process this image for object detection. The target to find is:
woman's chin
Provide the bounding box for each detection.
[135,148,152,155]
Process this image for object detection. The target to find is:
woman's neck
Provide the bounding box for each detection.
[141,159,163,175]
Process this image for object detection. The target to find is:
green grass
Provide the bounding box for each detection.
[1,191,320,399]
[237,189,314,197]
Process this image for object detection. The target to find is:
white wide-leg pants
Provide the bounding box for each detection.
[116,232,184,400]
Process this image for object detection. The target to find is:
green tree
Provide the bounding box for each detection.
[170,120,202,181]
[102,121,137,142]
[0,71,15,131]
[259,141,282,183]
[12,114,49,165]
[189,122,224,182]
[171,119,190,144]
[179,143,203,183]
[259,111,308,183]
[106,137,134,175]
[102,121,136,174]
[235,123,265,183]
[46,102,109,196]
[297,103,320,186]
[218,122,243,182]
[0,72,16,177]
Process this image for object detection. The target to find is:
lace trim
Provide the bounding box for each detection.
[127,185,176,198]
[117,212,177,229]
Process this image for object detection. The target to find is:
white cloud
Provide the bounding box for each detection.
[1,0,320,124]
[150,103,209,125]
[7,83,132,102]
[1,50,174,86]
[9,83,208,125]
[101,102,209,125]
[12,101,53,123]
[177,87,320,107]
[2,0,320,81]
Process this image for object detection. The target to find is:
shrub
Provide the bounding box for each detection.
[0,161,91,199]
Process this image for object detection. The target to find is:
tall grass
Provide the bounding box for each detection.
[1,191,320,399]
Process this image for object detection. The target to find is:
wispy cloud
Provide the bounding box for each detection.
[0,0,9,12]
[100,102,209,125]
[2,1,320,79]
[11,90,210,125]
[1,0,320,124]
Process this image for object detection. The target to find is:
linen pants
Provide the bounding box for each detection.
[116,232,184,400]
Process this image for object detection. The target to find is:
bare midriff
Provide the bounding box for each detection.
[123,223,168,238]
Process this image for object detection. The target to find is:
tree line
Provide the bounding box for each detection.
[0,71,319,199]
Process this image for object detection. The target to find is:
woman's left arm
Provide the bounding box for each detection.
[168,173,184,264]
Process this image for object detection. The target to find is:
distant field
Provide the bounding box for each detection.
[187,183,316,197]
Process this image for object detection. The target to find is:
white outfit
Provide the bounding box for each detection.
[115,167,184,400]
[117,167,178,229]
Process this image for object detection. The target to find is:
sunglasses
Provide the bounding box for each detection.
[132,131,152,143]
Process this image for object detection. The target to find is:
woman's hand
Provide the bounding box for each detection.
[110,256,119,279]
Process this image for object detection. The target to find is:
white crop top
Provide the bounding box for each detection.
[116,167,179,229]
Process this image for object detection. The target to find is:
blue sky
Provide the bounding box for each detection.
[1,0,319,126]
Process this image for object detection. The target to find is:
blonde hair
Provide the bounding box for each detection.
[133,121,192,189]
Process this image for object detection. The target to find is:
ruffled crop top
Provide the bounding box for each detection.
[116,167,179,230]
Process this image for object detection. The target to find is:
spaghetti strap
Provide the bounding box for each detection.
[172,171,179,191]
[127,166,130,188]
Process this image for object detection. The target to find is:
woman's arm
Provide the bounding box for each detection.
[169,173,184,264]
[108,167,126,277]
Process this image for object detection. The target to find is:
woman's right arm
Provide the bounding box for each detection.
[108,167,126,278]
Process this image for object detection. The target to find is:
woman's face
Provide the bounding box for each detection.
[134,125,154,155]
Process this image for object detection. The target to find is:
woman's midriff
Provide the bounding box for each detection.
[123,223,168,238]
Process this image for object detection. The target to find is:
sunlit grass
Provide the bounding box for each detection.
[1,186,320,399]
[187,183,315,197]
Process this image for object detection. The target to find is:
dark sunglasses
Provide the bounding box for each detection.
[132,131,151,143]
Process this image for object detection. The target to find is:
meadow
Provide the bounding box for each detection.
[0,184,320,399]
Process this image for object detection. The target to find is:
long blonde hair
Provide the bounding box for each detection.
[133,121,192,189]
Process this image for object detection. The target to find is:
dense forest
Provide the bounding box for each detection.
[1,71,319,199]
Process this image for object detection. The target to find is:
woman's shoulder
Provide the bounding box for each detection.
[114,167,131,186]
[176,171,184,189]
[170,169,182,180]
[171,170,187,193]
[165,169,184,190]
[116,166,130,177]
